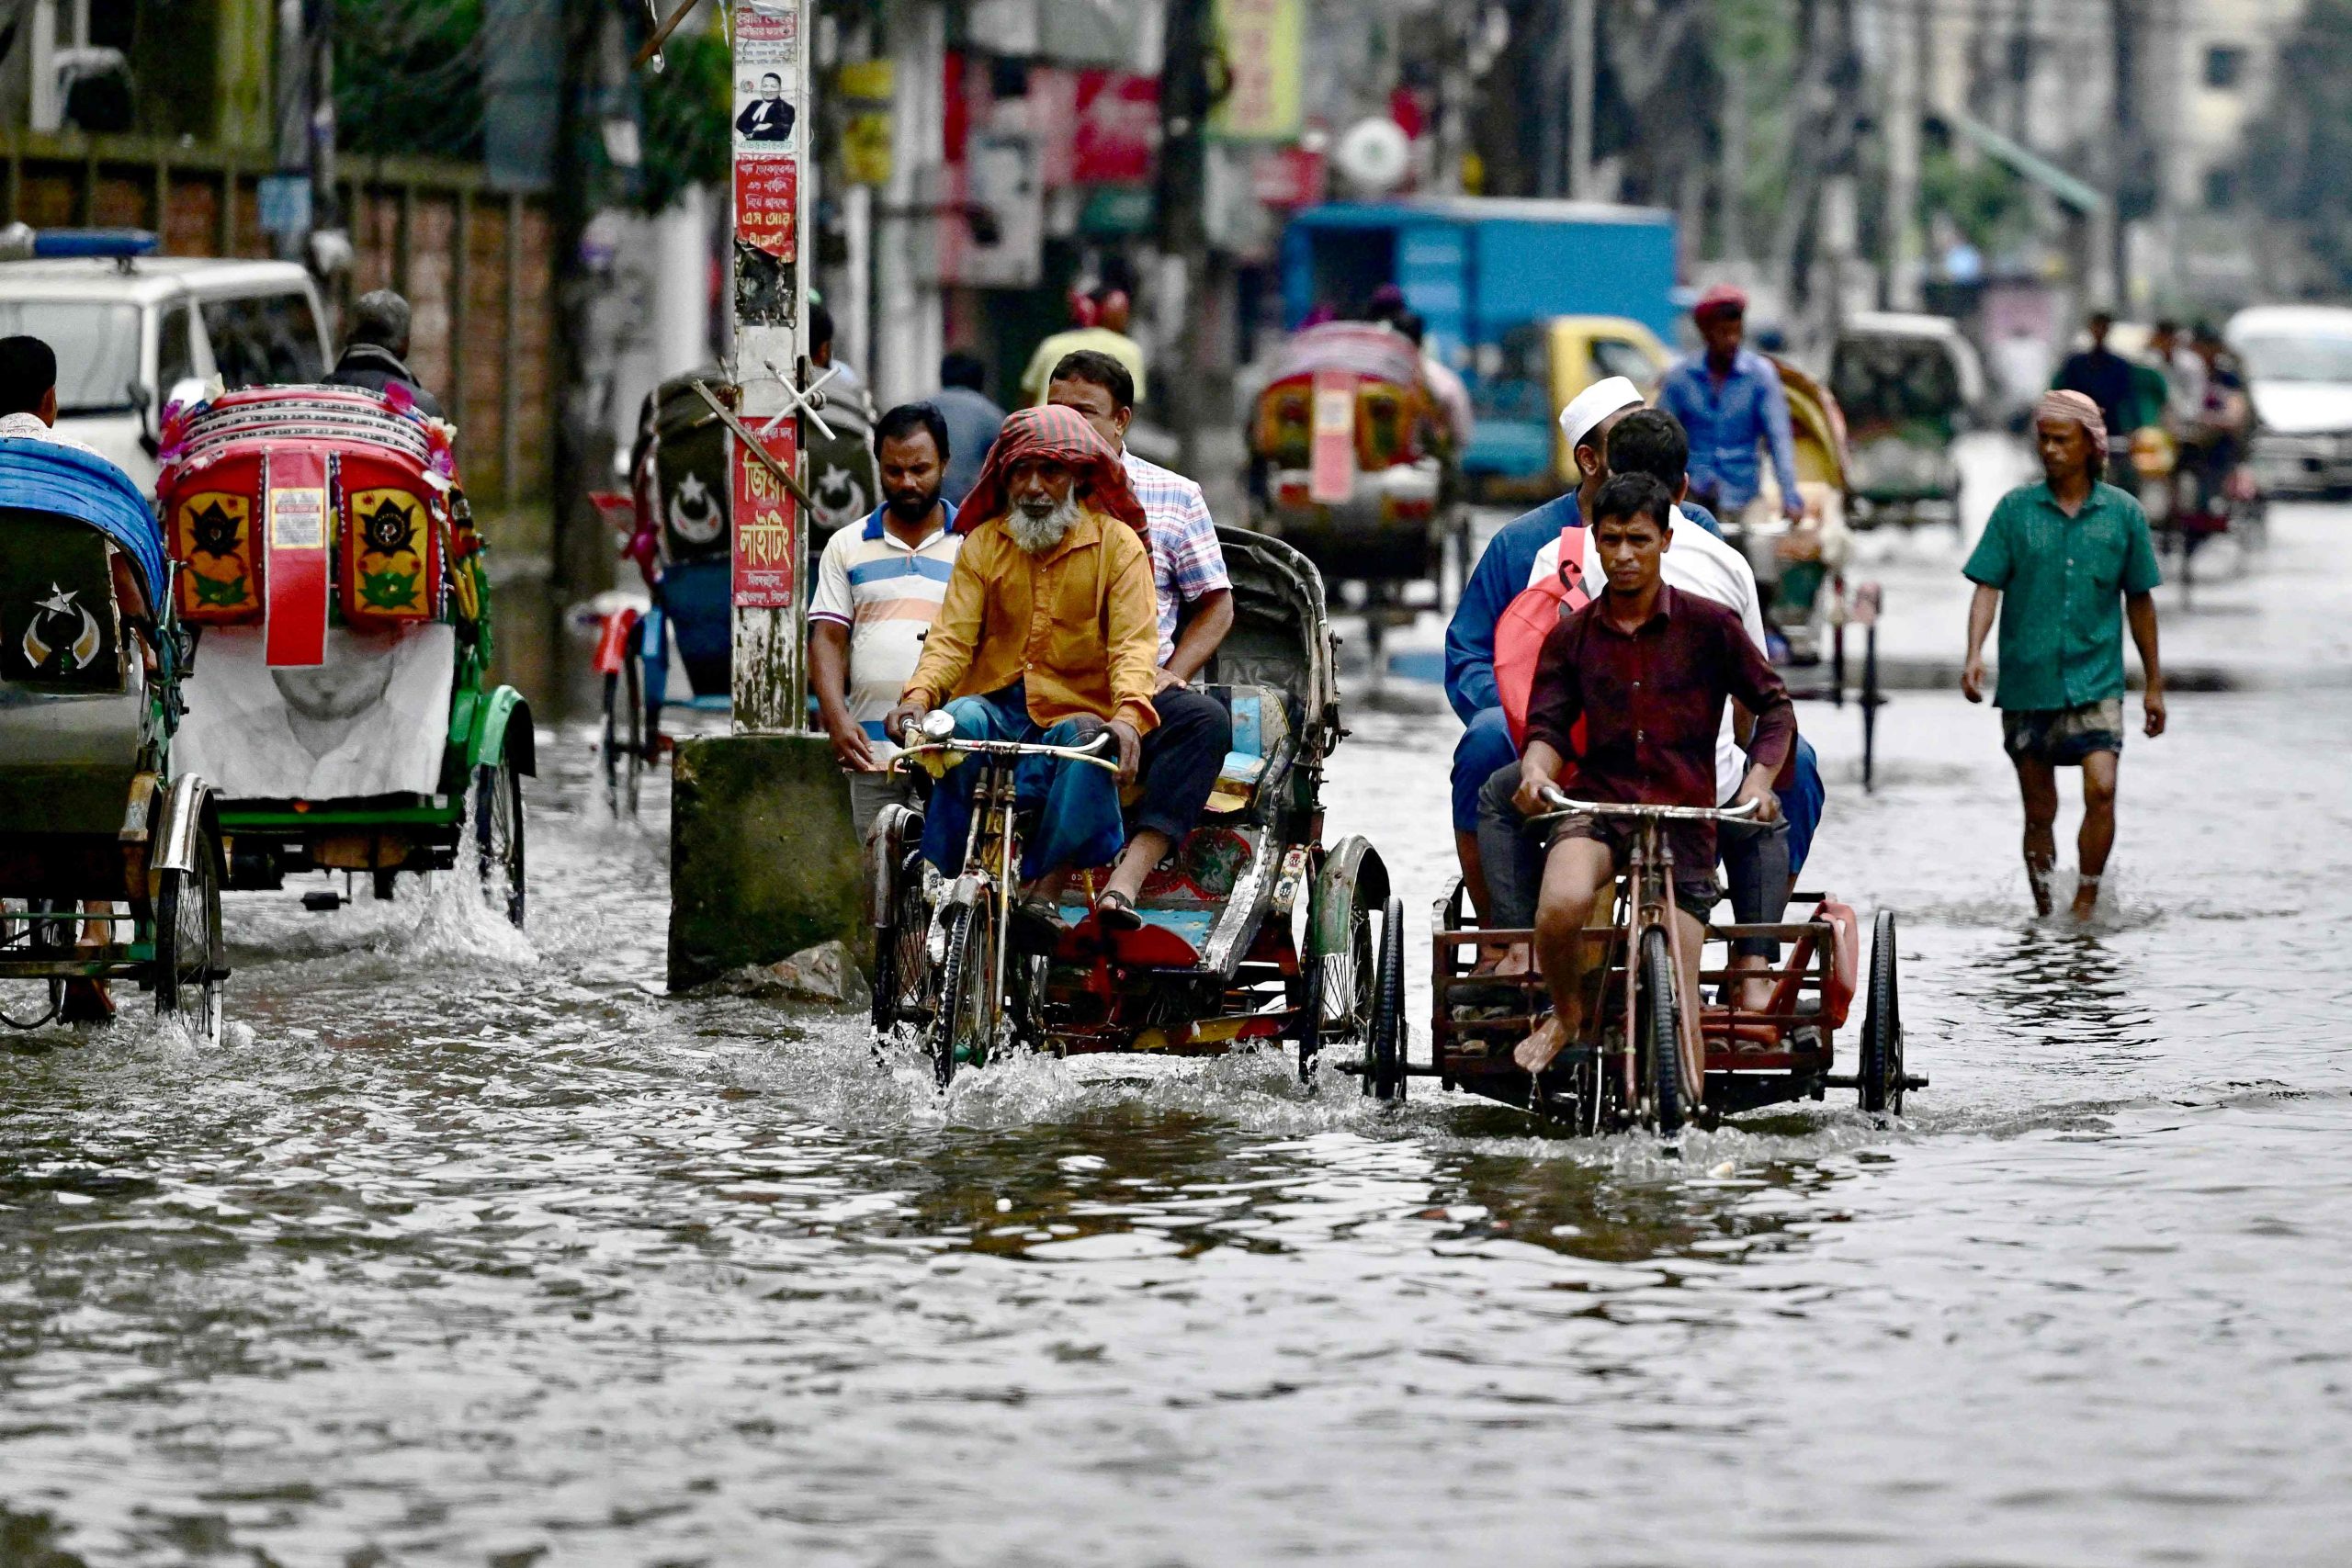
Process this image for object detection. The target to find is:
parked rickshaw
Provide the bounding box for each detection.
[1,438,225,1035]
[869,525,1403,1087]
[591,371,737,812]
[1736,356,1856,666]
[157,386,533,923]
[1426,803,1922,1128]
[1829,311,1984,532]
[1248,321,1458,668]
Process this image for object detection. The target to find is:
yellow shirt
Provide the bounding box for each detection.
[902,505,1161,736]
[1020,328,1148,405]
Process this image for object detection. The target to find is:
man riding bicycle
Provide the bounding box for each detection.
[885,405,1160,939]
[1509,473,1797,1076]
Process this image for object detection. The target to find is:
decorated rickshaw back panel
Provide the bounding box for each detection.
[158,387,456,633]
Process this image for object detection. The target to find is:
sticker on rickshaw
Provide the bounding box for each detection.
[174,491,259,616]
[264,459,330,669]
[347,489,432,617]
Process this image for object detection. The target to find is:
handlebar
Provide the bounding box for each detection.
[1534,787,1760,825]
[894,722,1121,773]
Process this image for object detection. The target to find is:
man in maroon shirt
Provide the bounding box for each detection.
[1510,474,1798,1075]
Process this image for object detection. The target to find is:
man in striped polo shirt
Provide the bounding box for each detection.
[810,403,963,834]
[1046,349,1235,928]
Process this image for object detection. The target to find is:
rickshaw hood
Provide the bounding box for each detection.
[0,438,163,611]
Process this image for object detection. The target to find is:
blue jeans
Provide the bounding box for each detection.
[919,686,1126,883]
[1452,705,1516,834]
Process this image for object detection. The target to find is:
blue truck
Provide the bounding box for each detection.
[1278,197,1680,500]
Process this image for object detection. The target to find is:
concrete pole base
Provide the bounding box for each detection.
[667,733,865,991]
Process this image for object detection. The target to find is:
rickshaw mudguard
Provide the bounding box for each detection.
[1310,835,1390,958]
[459,686,537,777]
[150,774,220,877]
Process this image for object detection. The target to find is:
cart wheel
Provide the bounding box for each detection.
[1316,894,1376,1046]
[1639,926,1682,1133]
[1365,895,1407,1101]
[601,649,644,817]
[2,898,69,1029]
[930,899,1000,1086]
[1859,909,1905,1114]
[872,847,931,1035]
[1289,958,1322,1081]
[154,822,223,1042]
[472,759,527,928]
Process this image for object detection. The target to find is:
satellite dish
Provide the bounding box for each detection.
[1334,117,1411,194]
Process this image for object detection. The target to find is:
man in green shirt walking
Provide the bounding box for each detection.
[1962,389,2166,919]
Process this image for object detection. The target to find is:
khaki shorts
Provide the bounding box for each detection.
[1546,815,1720,919]
[2003,697,2124,766]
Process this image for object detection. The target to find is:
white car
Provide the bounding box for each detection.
[0,247,331,491]
[2227,304,2352,498]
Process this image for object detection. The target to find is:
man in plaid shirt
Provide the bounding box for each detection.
[1046,349,1236,928]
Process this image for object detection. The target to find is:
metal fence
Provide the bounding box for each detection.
[0,132,553,510]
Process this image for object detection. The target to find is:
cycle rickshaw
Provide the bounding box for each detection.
[867,525,1404,1087]
[157,386,533,923]
[1247,321,1462,674]
[1428,792,1922,1131]
[0,438,226,1036]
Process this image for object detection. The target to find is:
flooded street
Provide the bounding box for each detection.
[8,498,2352,1566]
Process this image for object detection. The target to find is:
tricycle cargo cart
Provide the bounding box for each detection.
[1428,795,1924,1130]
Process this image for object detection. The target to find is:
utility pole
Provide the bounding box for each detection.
[1883,0,1922,309]
[668,0,867,992]
[1158,0,1217,478]
[1567,0,1595,199]
[1719,28,1747,263]
[549,0,605,602]
[873,0,942,408]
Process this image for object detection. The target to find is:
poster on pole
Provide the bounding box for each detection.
[733,155,798,327]
[1207,0,1304,142]
[730,423,798,610]
[731,5,801,149]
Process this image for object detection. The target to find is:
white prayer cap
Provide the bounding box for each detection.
[1557,376,1645,451]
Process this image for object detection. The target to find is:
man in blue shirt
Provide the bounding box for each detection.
[1657,286,1804,525]
[929,351,1004,509]
[1444,378,1723,918]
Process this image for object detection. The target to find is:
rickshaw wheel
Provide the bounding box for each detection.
[1319,898,1375,1047]
[1289,961,1321,1081]
[872,847,930,1035]
[1860,909,1904,1114]
[473,760,527,929]
[931,901,998,1087]
[601,654,644,817]
[1639,927,1682,1134]
[1365,895,1407,1101]
[154,824,223,1042]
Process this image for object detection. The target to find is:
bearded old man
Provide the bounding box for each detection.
[886,405,1161,937]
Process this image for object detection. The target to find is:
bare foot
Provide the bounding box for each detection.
[2071,875,2101,921]
[1726,959,1775,1013]
[1513,1014,1573,1075]
[2029,865,2054,919]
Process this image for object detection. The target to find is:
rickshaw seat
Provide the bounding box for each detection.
[1195,682,1296,817]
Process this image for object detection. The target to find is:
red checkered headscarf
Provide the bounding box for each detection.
[955,403,1148,541]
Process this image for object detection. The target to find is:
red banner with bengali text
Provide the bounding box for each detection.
[731,423,797,610]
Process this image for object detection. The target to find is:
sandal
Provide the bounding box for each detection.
[1095,888,1144,932]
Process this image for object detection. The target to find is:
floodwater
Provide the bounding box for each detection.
[6,503,2352,1566]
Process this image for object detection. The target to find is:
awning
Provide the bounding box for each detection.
[1939,112,2109,216]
